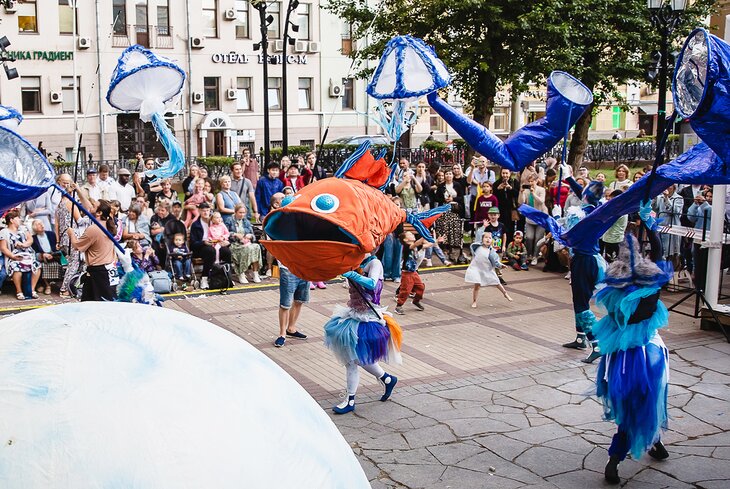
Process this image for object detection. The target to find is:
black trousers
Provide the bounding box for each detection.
[81,264,116,302]
[193,244,232,275]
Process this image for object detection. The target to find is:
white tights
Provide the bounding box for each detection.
[346,360,385,396]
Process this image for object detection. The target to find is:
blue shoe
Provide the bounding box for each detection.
[380,373,397,401]
[274,336,285,348]
[333,395,355,414]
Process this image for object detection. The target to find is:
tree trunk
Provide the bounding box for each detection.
[567,102,594,169]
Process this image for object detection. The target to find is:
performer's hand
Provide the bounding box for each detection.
[551,205,562,218]
[342,271,358,280]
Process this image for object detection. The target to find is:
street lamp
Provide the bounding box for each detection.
[647,0,686,139]
[252,0,275,166]
[281,0,300,157]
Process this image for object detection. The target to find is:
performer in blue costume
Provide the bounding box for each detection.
[520,171,606,363]
[323,253,402,414]
[597,204,671,485]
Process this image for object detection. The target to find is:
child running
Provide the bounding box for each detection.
[465,232,512,307]
[394,231,435,315]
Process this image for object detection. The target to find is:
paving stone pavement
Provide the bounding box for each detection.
[5,265,726,488]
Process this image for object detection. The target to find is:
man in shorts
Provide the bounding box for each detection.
[274,264,309,347]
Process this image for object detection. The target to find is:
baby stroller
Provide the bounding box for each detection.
[163,219,199,291]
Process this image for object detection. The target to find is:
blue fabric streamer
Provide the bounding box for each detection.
[144,112,185,182]
[0,126,55,215]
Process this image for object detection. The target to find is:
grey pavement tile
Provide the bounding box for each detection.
[631,467,694,488]
[360,432,411,451]
[667,392,693,409]
[357,454,382,480]
[676,431,730,446]
[695,480,730,489]
[514,447,584,478]
[427,441,485,466]
[688,381,730,401]
[711,446,730,459]
[543,435,596,455]
[456,451,545,485]
[492,394,529,409]
[487,413,532,429]
[554,378,596,396]
[506,384,572,410]
[544,469,605,489]
[357,401,420,426]
[380,463,446,488]
[541,400,602,427]
[505,423,574,445]
[484,375,536,393]
[584,445,648,479]
[365,448,441,466]
[683,393,730,430]
[432,385,494,402]
[667,369,702,387]
[654,454,730,484]
[667,445,715,457]
[692,356,730,374]
[402,424,458,449]
[701,370,730,384]
[667,408,722,438]
[706,342,730,354]
[431,466,524,489]
[473,434,531,461]
[674,345,727,362]
[442,416,520,437]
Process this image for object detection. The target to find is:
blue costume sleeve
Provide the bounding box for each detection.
[566,176,584,199]
[343,271,377,291]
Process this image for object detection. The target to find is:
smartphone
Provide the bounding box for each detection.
[522,184,531,190]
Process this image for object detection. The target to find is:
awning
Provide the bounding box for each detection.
[638,105,658,115]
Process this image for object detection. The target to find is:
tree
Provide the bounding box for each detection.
[518,0,716,167]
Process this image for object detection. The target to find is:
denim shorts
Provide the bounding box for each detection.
[279,267,310,309]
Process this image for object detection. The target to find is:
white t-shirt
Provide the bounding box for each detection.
[110,182,137,212]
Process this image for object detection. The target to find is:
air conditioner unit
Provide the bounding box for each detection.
[329,82,343,98]
[294,40,307,53]
[226,88,237,100]
[273,40,284,52]
[190,36,205,49]
[50,91,62,104]
[308,41,320,53]
[223,8,237,21]
[78,37,92,49]
[4,1,17,13]
[192,92,204,103]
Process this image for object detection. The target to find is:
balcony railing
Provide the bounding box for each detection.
[134,24,151,48]
[112,25,131,48]
[155,25,173,49]
[112,25,173,49]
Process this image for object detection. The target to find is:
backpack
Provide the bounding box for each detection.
[209,263,233,292]
[149,270,172,294]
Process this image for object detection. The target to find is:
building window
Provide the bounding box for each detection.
[235,0,249,39]
[429,107,441,132]
[157,0,170,36]
[612,106,623,129]
[21,77,41,113]
[18,0,38,33]
[296,3,310,40]
[59,1,77,35]
[61,76,81,113]
[492,107,508,132]
[204,77,220,111]
[268,77,281,110]
[342,78,354,110]
[113,0,127,35]
[298,78,312,110]
[341,22,353,55]
[236,77,252,111]
[300,139,315,149]
[202,0,218,38]
[267,2,281,39]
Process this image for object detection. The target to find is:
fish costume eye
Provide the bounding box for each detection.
[311,194,340,214]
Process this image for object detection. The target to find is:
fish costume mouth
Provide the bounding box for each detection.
[261,142,448,282]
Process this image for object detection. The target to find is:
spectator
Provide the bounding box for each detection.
[473,181,499,225]
[653,184,682,258]
[96,164,114,200]
[394,231,432,315]
[577,166,590,180]
[230,162,258,222]
[206,211,230,264]
[493,168,520,245]
[476,207,506,255]
[66,201,118,302]
[283,164,306,193]
[612,130,622,140]
[263,192,285,277]
[216,175,243,227]
[687,188,713,232]
[127,238,159,273]
[183,178,208,228]
[282,186,294,196]
[227,204,263,284]
[633,170,645,183]
[134,157,157,199]
[451,164,468,192]
[25,185,56,231]
[169,233,192,281]
[134,195,154,220]
[518,174,547,265]
[55,175,93,298]
[202,180,216,207]
[545,168,570,212]
[121,204,151,247]
[608,164,632,192]
[190,203,232,290]
[80,167,102,201]
[0,210,41,300]
[305,151,327,183]
[181,164,200,199]
[152,179,179,208]
[433,188,465,263]
[393,158,410,185]
[413,162,434,210]
[395,170,422,213]
[109,168,136,213]
[519,161,540,186]
[240,148,259,190]
[381,197,404,283]
[30,219,62,295]
[601,190,628,262]
[564,177,587,211]
[273,263,309,347]
[279,156,292,183]
[595,172,607,183]
[150,200,174,264]
[255,163,284,217]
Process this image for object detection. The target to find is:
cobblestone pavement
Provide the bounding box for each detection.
[4,265,728,488]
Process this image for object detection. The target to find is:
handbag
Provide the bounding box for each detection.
[59,250,68,266]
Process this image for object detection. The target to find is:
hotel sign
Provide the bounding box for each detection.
[8,50,74,61]
[211,53,308,65]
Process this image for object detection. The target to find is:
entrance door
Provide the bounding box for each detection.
[135,1,150,48]
[117,113,167,158]
[206,130,226,156]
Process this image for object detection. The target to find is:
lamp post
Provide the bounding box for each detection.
[647,0,686,139]
[281,0,300,157]
[252,1,274,166]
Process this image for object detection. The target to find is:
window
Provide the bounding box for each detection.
[341,21,353,55]
[267,2,281,39]
[296,3,310,40]
[429,107,441,131]
[157,0,170,36]
[342,78,354,110]
[268,77,281,110]
[61,76,81,113]
[236,77,252,111]
[204,77,220,111]
[18,0,38,33]
[202,0,218,38]
[135,0,150,47]
[59,0,77,35]
[21,77,41,113]
[113,0,127,35]
[300,139,315,149]
[235,0,249,39]
[298,78,312,110]
[612,106,623,129]
[492,107,508,132]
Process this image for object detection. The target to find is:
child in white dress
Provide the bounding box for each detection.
[465,233,512,307]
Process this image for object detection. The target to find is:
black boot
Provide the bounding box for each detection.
[604,455,621,484]
[648,441,669,460]
[582,342,601,363]
[563,333,587,350]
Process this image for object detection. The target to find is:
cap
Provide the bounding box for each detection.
[198,202,211,209]
[514,230,524,237]
[117,168,131,176]
[488,207,500,215]
[87,168,98,174]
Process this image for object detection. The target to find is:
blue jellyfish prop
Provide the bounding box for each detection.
[0,104,22,131]
[107,45,186,182]
[428,71,593,172]
[366,35,451,143]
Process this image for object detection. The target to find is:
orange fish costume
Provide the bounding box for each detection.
[261,142,448,282]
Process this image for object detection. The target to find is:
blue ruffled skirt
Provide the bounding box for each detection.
[323,305,401,366]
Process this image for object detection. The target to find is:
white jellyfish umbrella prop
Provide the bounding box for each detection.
[107,45,186,181]
[0,302,370,489]
[366,35,451,143]
[0,104,22,130]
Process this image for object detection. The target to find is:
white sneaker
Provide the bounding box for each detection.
[425,259,433,267]
[531,257,538,266]
[265,269,272,277]
[252,272,261,283]
[200,277,209,289]
[564,272,571,280]
[239,273,249,284]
